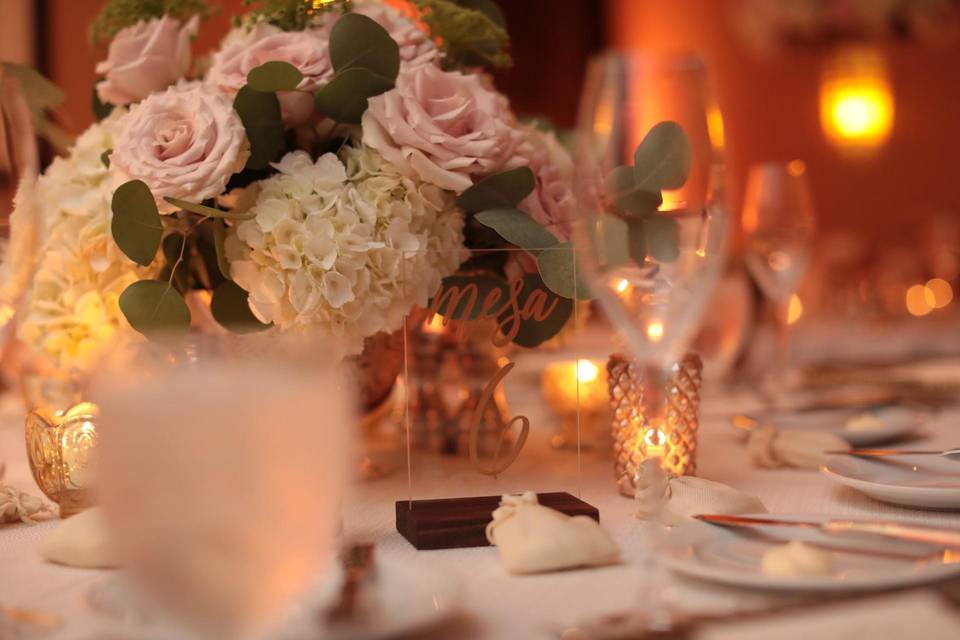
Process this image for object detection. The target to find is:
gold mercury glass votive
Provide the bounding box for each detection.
[25,402,99,517]
[542,359,609,449]
[607,354,702,497]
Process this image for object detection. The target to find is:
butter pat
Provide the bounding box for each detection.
[846,411,884,432]
[761,541,833,577]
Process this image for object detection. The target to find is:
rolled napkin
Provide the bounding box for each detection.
[485,491,619,575]
[634,459,767,525]
[746,424,848,470]
[0,463,51,524]
[40,507,120,568]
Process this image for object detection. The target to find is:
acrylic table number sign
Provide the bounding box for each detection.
[395,247,600,550]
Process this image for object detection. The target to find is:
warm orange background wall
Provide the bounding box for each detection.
[606,0,960,248]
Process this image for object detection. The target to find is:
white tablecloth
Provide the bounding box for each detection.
[2,369,959,639]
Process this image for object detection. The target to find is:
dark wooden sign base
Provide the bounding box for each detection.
[396,492,600,550]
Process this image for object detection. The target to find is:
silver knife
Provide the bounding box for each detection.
[694,514,960,548]
[824,448,960,460]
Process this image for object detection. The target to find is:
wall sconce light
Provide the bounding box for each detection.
[819,46,894,154]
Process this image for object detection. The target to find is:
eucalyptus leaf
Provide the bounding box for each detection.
[212,219,230,279]
[211,281,270,334]
[505,274,573,348]
[247,61,304,92]
[163,197,255,220]
[314,67,394,124]
[431,274,510,320]
[615,187,662,218]
[233,86,285,170]
[536,243,591,300]
[606,165,636,196]
[119,280,192,342]
[456,167,535,213]
[474,208,558,253]
[599,215,631,267]
[329,13,400,80]
[633,121,691,192]
[645,215,680,262]
[626,217,647,263]
[111,180,162,267]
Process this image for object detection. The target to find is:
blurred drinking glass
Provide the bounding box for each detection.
[742,161,816,399]
[91,334,352,638]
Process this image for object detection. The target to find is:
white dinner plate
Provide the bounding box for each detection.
[821,453,960,510]
[661,513,960,591]
[762,405,925,447]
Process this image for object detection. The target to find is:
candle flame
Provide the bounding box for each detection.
[646,321,664,342]
[576,360,599,383]
[423,314,446,334]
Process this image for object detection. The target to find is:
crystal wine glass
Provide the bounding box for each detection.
[90,334,353,638]
[574,51,729,627]
[742,161,816,401]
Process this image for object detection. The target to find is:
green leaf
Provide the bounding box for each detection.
[505,274,573,348]
[645,215,680,262]
[633,121,691,192]
[431,274,510,320]
[536,243,591,300]
[455,0,506,27]
[615,187,662,218]
[474,208,558,253]
[329,13,400,80]
[212,219,230,279]
[111,180,163,266]
[100,149,111,168]
[161,232,191,293]
[456,167,535,213]
[599,215,631,267]
[606,165,636,195]
[211,281,271,334]
[119,279,192,342]
[92,85,114,121]
[246,61,304,92]
[314,67,394,124]
[627,218,647,263]
[163,197,255,220]
[233,86,285,170]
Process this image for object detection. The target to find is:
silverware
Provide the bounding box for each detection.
[694,514,960,548]
[825,447,960,460]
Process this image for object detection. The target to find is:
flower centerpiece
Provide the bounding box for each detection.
[4,0,692,390]
[5,0,592,374]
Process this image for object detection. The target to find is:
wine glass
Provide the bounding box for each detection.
[90,334,353,638]
[742,161,816,401]
[574,51,729,627]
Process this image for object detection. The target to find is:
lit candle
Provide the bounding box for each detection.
[542,359,609,448]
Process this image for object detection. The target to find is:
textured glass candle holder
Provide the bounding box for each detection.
[607,354,702,497]
[25,402,99,517]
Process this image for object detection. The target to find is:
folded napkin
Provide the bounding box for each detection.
[746,425,847,470]
[40,507,119,568]
[634,460,766,525]
[0,463,51,524]
[486,491,620,575]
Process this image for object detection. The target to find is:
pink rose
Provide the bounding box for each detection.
[95,16,199,107]
[110,82,250,212]
[351,0,439,68]
[361,64,524,193]
[513,127,575,242]
[207,23,334,126]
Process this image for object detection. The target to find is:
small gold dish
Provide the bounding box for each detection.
[25,402,99,517]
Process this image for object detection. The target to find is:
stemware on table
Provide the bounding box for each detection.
[574,50,730,627]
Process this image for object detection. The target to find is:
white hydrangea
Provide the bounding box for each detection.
[225,145,465,355]
[14,111,158,371]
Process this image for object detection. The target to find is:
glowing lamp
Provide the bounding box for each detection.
[819,47,894,154]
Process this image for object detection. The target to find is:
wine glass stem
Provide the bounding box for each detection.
[771,300,791,405]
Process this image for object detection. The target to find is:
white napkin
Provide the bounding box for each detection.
[0,463,51,524]
[746,425,847,470]
[634,460,767,525]
[40,507,119,568]
[485,492,620,575]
